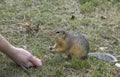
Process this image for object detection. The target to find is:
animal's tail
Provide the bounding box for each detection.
[88,52,118,63]
[88,52,120,67]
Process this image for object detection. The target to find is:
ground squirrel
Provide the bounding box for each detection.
[49,28,120,67]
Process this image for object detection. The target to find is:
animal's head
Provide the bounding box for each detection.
[50,28,67,40]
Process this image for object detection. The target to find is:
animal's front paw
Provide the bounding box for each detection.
[49,46,55,51]
[64,54,72,61]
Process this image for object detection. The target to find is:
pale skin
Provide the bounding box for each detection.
[0,34,42,70]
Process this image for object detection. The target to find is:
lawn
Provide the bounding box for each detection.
[0,0,120,77]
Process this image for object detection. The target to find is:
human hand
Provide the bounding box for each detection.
[8,47,42,70]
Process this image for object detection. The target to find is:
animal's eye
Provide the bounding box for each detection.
[56,31,60,33]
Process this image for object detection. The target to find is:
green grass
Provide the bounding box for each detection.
[0,0,120,77]
[79,0,100,13]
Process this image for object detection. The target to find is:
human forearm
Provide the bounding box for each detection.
[0,34,15,55]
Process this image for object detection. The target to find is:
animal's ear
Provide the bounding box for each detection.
[61,30,67,39]
[61,29,66,34]
[62,30,65,34]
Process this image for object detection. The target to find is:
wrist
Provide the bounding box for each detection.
[4,45,18,57]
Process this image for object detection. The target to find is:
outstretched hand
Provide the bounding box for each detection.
[0,34,42,70]
[8,47,42,70]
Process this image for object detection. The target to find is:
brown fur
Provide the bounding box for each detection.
[50,28,89,59]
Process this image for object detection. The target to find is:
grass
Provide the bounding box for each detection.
[0,0,120,77]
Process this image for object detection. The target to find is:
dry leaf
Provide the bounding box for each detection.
[24,22,31,28]
[101,15,107,20]
[71,15,75,20]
